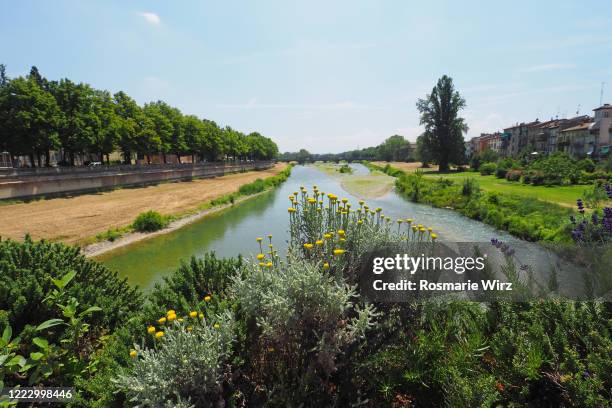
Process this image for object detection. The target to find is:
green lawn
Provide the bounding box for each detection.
[422,172,590,208]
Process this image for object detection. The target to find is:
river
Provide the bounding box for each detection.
[98,163,586,294]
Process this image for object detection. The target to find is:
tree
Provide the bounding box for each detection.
[113,91,143,164]
[377,135,412,162]
[416,75,468,171]
[2,77,61,166]
[90,90,120,163]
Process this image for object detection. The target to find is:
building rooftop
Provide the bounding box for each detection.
[593,103,611,111]
[560,122,593,132]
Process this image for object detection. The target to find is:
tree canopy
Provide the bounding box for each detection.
[416,75,468,171]
[0,65,279,166]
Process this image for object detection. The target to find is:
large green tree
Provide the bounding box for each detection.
[416,75,468,171]
[377,135,412,162]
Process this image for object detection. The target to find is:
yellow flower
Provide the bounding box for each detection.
[213,323,220,329]
[357,220,363,225]
[406,218,413,224]
[333,249,345,256]
[428,227,433,232]
[323,262,330,269]
[376,207,382,213]
[417,224,423,229]
[130,349,137,358]
[324,233,332,239]
[308,198,316,204]
[186,326,193,332]
[397,219,403,224]
[419,227,426,233]
[167,313,176,322]
[293,191,299,196]
[359,200,364,206]
[303,243,314,250]
[256,253,265,260]
[289,195,294,200]
[266,261,273,268]
[288,207,296,213]
[341,198,348,204]
[339,238,346,242]
[166,309,176,317]
[204,295,212,302]
[256,237,263,242]
[259,262,265,266]
[267,234,273,239]
[178,318,184,323]
[337,229,345,236]
[431,233,438,240]
[189,311,198,318]
[158,317,167,324]
[315,240,323,246]
[199,313,204,318]
[155,331,164,339]
[412,226,418,232]
[147,326,156,334]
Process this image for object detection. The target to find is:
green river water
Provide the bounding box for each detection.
[99,164,582,293]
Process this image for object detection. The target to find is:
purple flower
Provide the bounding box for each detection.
[592,213,599,225]
[605,184,612,199]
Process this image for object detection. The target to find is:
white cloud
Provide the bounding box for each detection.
[138,11,161,25]
[519,63,574,73]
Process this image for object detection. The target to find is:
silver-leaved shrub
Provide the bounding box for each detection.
[115,310,235,407]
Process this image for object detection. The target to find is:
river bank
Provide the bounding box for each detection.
[0,163,287,245]
[83,190,270,258]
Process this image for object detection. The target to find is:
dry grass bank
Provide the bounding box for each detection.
[0,163,287,244]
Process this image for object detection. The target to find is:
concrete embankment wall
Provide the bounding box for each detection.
[0,161,274,200]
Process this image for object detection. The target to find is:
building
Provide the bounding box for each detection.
[591,103,612,159]
[503,121,540,157]
[558,121,595,158]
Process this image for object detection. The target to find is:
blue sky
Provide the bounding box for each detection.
[1,0,611,153]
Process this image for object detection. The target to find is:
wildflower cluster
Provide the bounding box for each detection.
[130,293,218,359]
[570,184,612,244]
[284,186,437,272]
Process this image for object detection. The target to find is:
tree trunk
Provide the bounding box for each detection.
[176,152,181,164]
[106,154,110,165]
[70,151,75,167]
[46,149,51,167]
[162,153,167,164]
[29,153,35,168]
[36,152,42,168]
[438,158,449,172]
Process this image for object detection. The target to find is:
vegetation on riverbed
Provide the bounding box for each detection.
[1,187,609,406]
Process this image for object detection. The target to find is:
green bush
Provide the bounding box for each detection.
[526,153,579,185]
[462,177,480,196]
[479,162,497,175]
[578,158,596,173]
[338,164,353,173]
[132,210,169,232]
[506,169,522,182]
[0,236,142,387]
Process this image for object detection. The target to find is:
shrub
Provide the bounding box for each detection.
[462,178,480,196]
[526,152,579,185]
[578,158,596,173]
[115,311,236,406]
[0,236,142,387]
[338,164,353,173]
[506,169,522,182]
[479,162,497,175]
[233,256,377,404]
[132,210,169,232]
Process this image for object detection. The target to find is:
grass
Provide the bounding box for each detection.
[422,172,590,208]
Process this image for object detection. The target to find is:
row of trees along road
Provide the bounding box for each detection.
[0,65,278,167]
